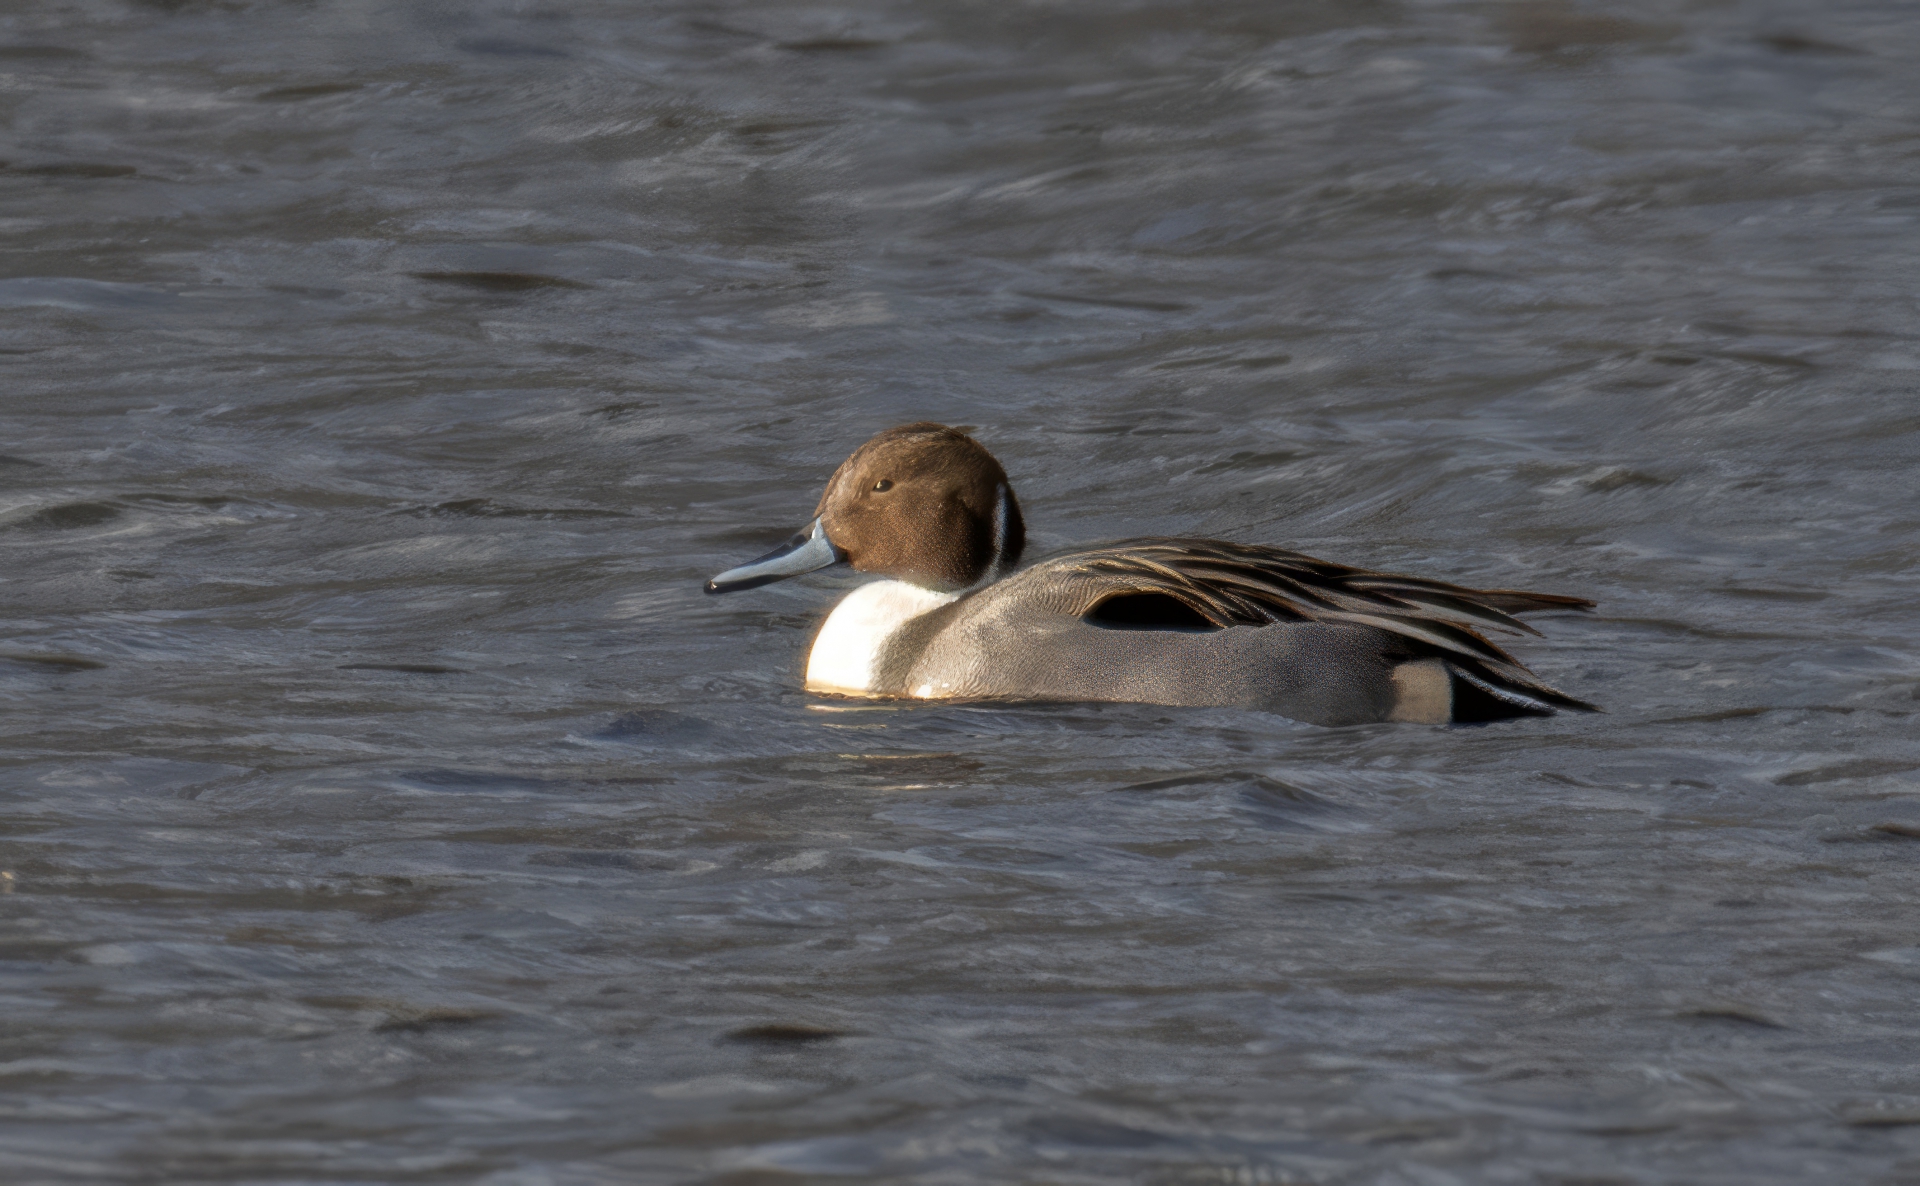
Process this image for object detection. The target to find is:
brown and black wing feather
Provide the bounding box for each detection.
[1050,538,1598,713]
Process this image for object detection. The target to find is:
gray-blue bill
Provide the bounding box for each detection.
[705,519,845,594]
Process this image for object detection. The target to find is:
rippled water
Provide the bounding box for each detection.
[3,1,1919,1181]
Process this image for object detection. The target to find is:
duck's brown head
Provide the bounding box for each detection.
[706,423,1025,595]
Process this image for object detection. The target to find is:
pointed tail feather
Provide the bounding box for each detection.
[1446,659,1601,716]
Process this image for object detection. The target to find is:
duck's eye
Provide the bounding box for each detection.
[871,479,893,493]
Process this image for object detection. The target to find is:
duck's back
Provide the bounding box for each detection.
[865,539,1595,726]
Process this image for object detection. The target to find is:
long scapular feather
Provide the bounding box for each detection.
[1058,536,1597,713]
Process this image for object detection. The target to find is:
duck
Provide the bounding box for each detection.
[705,423,1598,726]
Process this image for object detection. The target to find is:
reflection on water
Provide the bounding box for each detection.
[3,0,1919,1180]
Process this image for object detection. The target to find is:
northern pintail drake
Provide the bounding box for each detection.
[706,423,1598,726]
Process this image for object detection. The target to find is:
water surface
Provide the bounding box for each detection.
[4,1,1920,1181]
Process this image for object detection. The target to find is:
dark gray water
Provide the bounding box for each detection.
[4,1,1919,1181]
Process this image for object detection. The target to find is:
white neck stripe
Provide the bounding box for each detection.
[989,482,1009,573]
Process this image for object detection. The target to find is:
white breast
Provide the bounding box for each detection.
[804,580,960,696]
